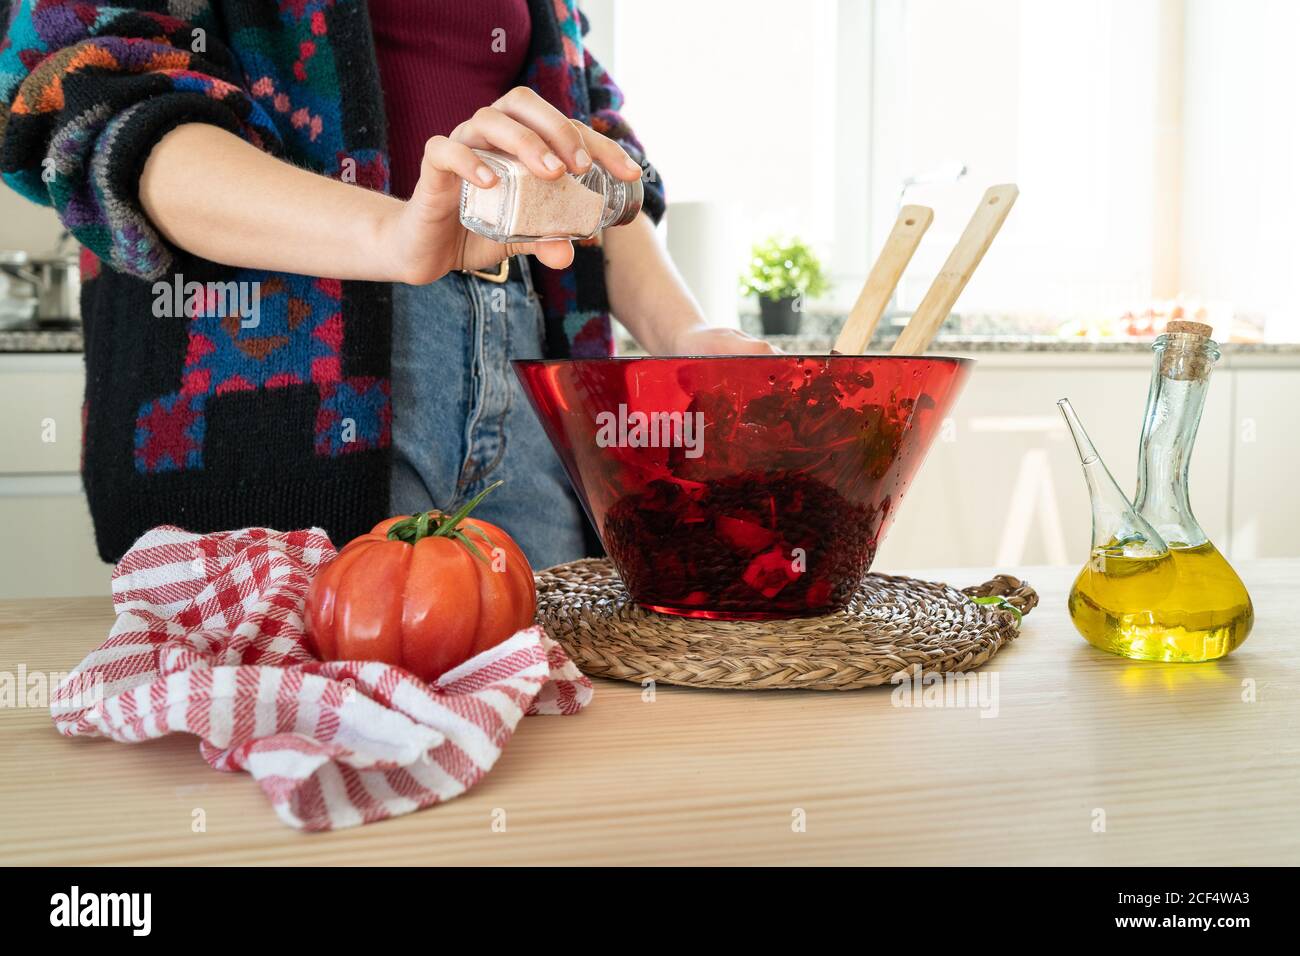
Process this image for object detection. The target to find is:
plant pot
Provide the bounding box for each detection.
[758,296,800,335]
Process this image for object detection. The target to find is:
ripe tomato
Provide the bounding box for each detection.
[305,482,536,683]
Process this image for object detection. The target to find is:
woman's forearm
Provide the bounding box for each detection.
[139,123,406,281]
[600,212,707,353]
[602,212,774,355]
[140,120,768,359]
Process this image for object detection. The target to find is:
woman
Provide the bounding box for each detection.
[0,0,769,568]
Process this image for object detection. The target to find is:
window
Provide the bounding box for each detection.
[598,0,1299,340]
[599,0,856,325]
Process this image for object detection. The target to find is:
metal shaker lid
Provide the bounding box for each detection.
[610,175,644,227]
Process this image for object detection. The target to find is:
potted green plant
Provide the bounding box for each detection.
[739,235,829,335]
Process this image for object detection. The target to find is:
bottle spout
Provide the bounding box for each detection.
[1057,398,1168,557]
[1057,398,1101,467]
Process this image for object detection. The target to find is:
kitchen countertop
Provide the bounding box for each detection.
[612,331,1300,359]
[724,310,1300,356]
[7,324,1299,357]
[2,560,1296,865]
[0,327,83,353]
[759,334,1300,355]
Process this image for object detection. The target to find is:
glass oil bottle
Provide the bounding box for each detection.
[1058,321,1253,662]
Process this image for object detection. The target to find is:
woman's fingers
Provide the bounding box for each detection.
[491,88,591,172]
[516,239,576,270]
[495,87,642,181]
[731,335,780,354]
[567,119,645,181]
[453,88,644,182]
[412,135,496,210]
[452,105,569,181]
[460,232,575,274]
[668,326,779,356]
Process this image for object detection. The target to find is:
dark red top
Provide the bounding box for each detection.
[369,0,532,199]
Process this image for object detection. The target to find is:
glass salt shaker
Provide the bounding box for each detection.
[459,148,644,243]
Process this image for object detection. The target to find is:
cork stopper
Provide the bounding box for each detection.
[1166,319,1213,337]
[1159,319,1216,380]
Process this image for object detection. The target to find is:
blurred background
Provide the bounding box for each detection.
[2,0,1297,597]
[587,0,1299,342]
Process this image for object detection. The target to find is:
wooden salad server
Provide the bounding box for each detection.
[891,184,1018,355]
[833,204,934,354]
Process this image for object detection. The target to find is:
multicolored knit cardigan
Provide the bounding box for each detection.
[0,0,663,561]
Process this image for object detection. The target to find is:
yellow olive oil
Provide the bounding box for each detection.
[1068,541,1253,663]
[1061,326,1255,665]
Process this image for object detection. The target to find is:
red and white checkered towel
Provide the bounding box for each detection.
[50,525,592,831]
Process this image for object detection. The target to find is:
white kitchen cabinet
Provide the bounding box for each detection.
[0,356,83,474]
[0,479,110,598]
[874,351,1236,572]
[1227,361,1300,561]
[0,354,112,598]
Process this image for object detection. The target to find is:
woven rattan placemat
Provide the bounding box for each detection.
[535,558,1039,690]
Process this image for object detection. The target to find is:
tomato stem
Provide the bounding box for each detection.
[386,479,504,555]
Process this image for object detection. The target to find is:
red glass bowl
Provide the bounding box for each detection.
[514,355,971,619]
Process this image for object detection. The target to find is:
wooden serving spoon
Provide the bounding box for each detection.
[890,184,1018,355]
[832,205,934,354]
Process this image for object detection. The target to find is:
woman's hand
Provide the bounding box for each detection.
[381,86,644,285]
[667,324,778,355]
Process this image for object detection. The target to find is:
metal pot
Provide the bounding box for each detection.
[0,232,80,326]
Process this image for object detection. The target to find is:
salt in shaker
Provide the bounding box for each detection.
[459,148,644,242]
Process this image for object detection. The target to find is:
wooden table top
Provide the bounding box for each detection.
[1,561,1297,866]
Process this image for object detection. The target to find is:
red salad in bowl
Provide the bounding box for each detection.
[514,354,970,619]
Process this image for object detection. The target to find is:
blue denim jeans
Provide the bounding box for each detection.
[390,259,587,569]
